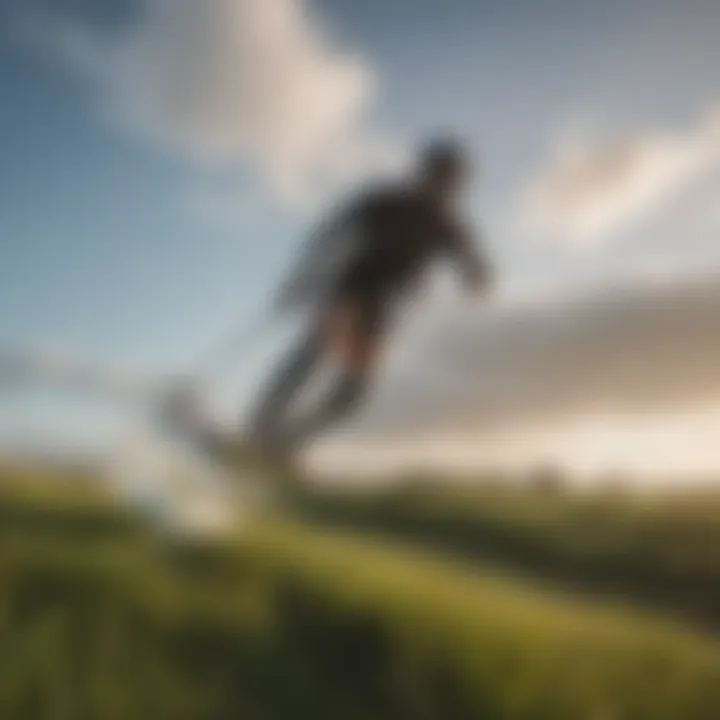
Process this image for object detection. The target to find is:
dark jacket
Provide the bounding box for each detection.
[276,183,490,314]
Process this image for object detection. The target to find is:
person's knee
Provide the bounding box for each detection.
[329,373,369,417]
[323,304,380,374]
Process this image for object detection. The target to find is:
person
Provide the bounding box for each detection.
[250,137,493,464]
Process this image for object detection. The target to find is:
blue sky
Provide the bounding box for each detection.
[3,0,720,473]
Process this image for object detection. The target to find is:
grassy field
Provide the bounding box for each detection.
[299,480,720,630]
[2,463,720,718]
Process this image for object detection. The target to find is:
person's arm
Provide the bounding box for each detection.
[444,222,493,295]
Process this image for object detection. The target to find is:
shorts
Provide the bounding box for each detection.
[320,281,392,371]
[328,265,395,333]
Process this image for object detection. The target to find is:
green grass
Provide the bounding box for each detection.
[2,467,720,718]
[299,482,720,629]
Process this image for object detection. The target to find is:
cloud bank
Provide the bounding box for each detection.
[353,274,720,441]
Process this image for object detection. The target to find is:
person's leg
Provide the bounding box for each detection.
[281,300,381,453]
[282,370,370,451]
[250,325,324,444]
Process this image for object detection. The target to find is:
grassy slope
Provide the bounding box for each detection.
[2,467,720,718]
[299,483,720,630]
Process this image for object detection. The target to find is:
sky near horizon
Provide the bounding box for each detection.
[3,0,720,477]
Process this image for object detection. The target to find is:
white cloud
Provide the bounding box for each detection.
[520,110,720,246]
[18,0,395,205]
